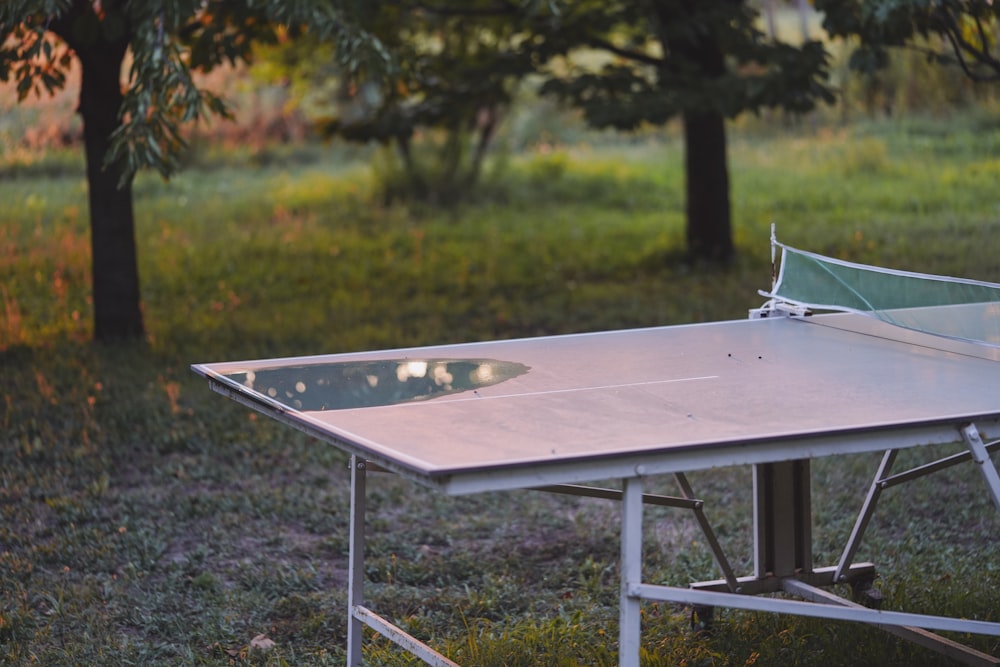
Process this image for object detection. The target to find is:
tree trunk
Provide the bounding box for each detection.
[77,42,145,342]
[651,0,736,263]
[683,110,733,262]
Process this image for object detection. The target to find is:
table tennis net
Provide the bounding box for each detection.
[761,242,1000,347]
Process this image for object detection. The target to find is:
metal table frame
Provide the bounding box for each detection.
[340,425,1000,667]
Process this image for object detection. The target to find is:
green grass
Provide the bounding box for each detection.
[2,117,1000,666]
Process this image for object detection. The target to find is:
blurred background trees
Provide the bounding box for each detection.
[2,1,999,342]
[819,0,1000,84]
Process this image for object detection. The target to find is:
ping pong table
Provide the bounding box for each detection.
[193,244,1000,666]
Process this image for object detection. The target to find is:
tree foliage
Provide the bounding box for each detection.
[536,1,834,127]
[259,1,548,204]
[817,0,1000,82]
[1,0,386,182]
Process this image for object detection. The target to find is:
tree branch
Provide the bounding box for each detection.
[943,27,1000,81]
[934,6,1000,83]
[412,0,521,18]
[583,35,661,68]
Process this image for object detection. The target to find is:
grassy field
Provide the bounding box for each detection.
[2,116,1000,666]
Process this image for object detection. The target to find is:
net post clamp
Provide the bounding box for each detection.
[750,298,811,320]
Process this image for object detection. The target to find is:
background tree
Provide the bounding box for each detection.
[818,0,1000,83]
[259,1,541,205]
[536,0,834,262]
[0,0,383,342]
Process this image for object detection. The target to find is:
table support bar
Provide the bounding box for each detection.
[674,473,739,591]
[630,583,1000,637]
[962,424,1000,511]
[782,579,1000,667]
[353,605,461,667]
[878,439,1000,490]
[835,449,898,583]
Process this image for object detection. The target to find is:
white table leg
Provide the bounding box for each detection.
[347,456,367,666]
[962,423,1000,512]
[619,476,644,667]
